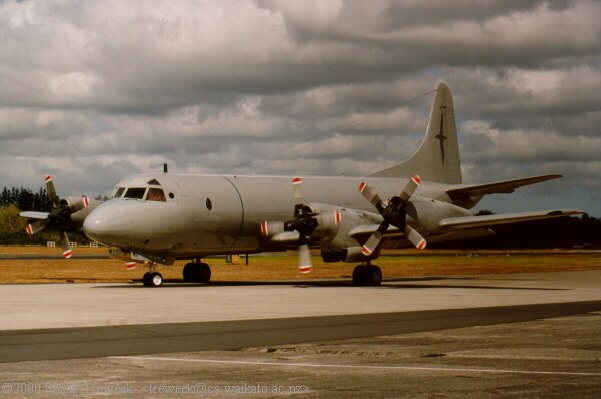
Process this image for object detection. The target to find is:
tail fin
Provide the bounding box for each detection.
[370,83,462,184]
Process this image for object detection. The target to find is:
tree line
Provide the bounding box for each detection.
[1,186,53,213]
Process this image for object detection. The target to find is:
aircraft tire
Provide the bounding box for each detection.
[352,266,367,286]
[182,263,195,282]
[198,263,211,283]
[149,272,163,287]
[366,265,382,286]
[142,272,152,287]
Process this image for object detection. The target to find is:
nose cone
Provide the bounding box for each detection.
[83,201,133,247]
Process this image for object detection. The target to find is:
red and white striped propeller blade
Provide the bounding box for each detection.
[298,244,312,274]
[60,230,72,259]
[404,225,426,250]
[25,220,47,236]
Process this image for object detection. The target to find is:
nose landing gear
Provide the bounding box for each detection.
[142,263,163,287]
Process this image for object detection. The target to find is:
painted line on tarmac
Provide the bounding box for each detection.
[110,356,601,377]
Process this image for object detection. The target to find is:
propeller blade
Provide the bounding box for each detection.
[298,244,312,273]
[404,225,427,250]
[292,177,304,217]
[45,175,60,208]
[69,196,90,213]
[25,220,47,236]
[361,221,388,256]
[358,182,384,211]
[19,211,49,220]
[60,230,73,258]
[399,175,421,203]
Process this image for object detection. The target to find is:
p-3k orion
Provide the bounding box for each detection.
[35,83,582,287]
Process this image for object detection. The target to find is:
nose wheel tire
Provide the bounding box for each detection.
[143,272,163,287]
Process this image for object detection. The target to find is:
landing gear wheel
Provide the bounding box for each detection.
[352,265,382,286]
[183,263,195,282]
[142,272,151,287]
[366,265,382,286]
[149,272,163,287]
[198,263,211,283]
[182,262,211,283]
[352,265,367,286]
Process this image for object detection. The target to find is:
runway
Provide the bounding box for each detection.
[1,270,601,397]
[2,301,601,363]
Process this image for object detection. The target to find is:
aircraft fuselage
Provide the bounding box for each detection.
[83,173,469,260]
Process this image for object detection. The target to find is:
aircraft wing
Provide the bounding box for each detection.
[446,174,561,200]
[438,209,583,230]
[348,224,400,239]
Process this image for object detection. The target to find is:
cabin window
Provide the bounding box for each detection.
[146,188,167,202]
[113,187,125,198]
[206,197,213,210]
[124,187,147,199]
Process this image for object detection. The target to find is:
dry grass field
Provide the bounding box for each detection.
[1,246,600,284]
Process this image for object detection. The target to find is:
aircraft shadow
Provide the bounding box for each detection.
[94,276,566,291]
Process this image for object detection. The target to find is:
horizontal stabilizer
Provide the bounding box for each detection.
[439,209,583,230]
[447,174,561,200]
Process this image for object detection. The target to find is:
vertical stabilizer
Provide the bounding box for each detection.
[369,83,462,184]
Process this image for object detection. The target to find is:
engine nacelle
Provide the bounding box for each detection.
[321,246,379,263]
[59,196,90,213]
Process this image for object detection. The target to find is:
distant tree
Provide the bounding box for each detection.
[1,186,51,212]
[0,204,28,243]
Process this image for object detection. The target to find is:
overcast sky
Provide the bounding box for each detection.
[1,0,600,215]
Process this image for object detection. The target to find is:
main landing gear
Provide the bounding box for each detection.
[139,260,211,287]
[182,260,211,283]
[352,263,382,286]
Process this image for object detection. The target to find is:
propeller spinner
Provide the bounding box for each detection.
[261,177,341,274]
[20,175,90,258]
[358,175,426,256]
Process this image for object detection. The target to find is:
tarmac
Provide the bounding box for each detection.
[1,270,601,398]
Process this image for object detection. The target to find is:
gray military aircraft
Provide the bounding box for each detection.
[81,83,582,287]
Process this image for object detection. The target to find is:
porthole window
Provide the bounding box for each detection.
[205,197,213,211]
[169,192,175,199]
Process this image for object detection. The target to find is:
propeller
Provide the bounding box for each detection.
[20,175,90,259]
[261,177,342,274]
[358,175,426,256]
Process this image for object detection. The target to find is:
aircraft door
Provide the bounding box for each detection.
[189,176,244,253]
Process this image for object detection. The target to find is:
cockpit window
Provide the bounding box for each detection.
[147,179,161,186]
[124,187,147,199]
[113,187,125,198]
[146,188,166,202]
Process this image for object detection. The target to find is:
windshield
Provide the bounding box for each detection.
[113,187,125,198]
[123,187,147,199]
